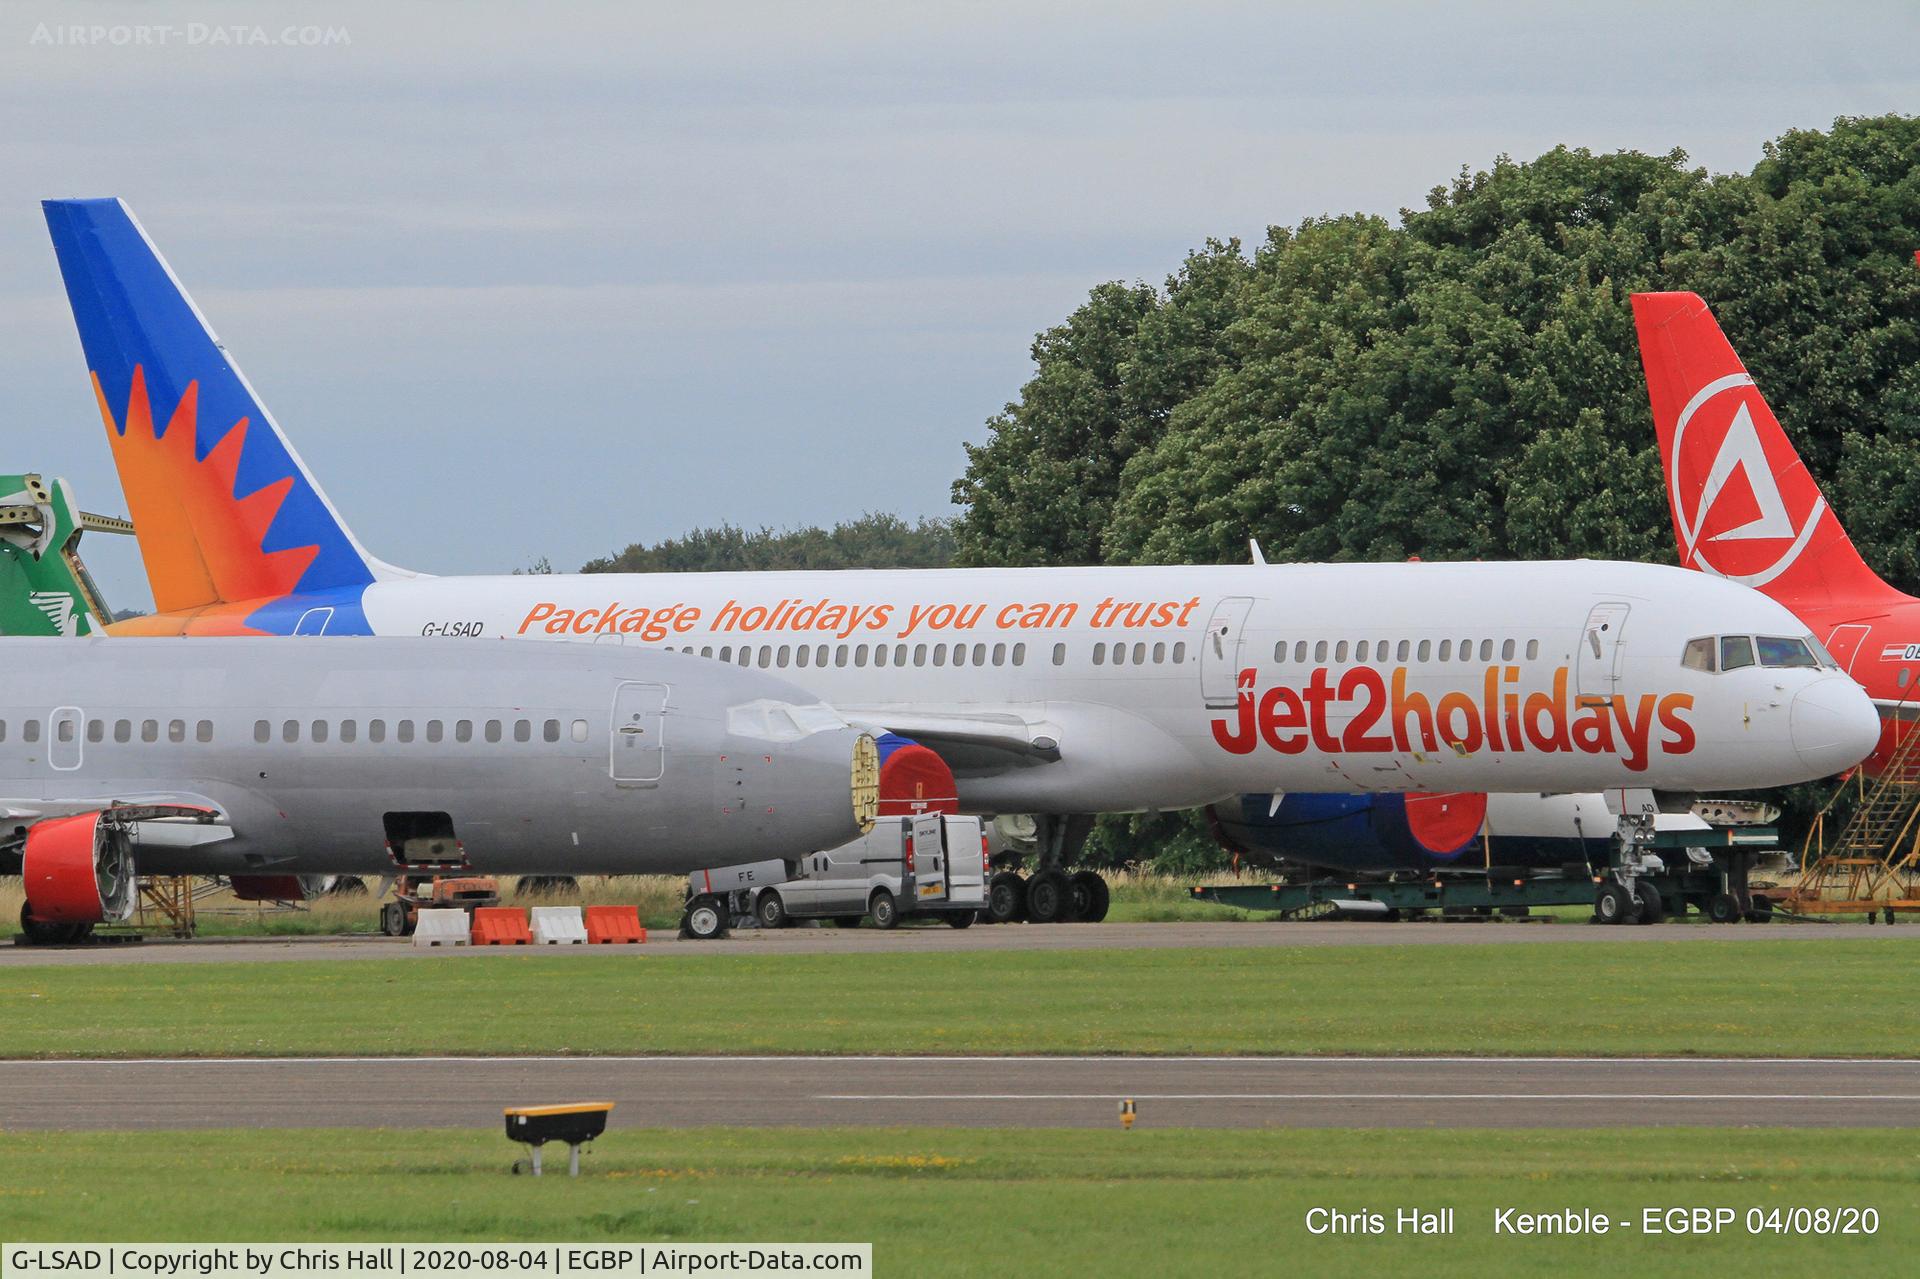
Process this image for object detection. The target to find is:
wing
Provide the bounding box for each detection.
[0,796,231,853]
[839,708,1062,776]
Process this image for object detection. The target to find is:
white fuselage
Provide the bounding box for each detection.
[304,558,1878,812]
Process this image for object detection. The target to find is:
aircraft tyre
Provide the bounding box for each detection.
[1632,880,1665,925]
[945,911,977,929]
[1025,870,1070,924]
[1069,870,1110,923]
[985,871,1026,924]
[681,894,730,940]
[1593,882,1633,925]
[868,888,900,930]
[1707,892,1742,925]
[755,890,790,930]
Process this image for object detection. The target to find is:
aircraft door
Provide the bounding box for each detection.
[610,682,667,784]
[1823,623,1872,675]
[1576,603,1631,701]
[1201,596,1256,708]
[49,705,84,771]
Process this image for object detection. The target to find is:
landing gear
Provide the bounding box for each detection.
[1068,870,1110,923]
[985,871,1026,924]
[755,890,790,930]
[1593,882,1634,925]
[680,893,729,940]
[1024,869,1070,924]
[1632,879,1665,925]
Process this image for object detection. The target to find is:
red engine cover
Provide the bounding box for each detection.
[21,811,129,924]
[877,742,958,817]
[1403,792,1489,856]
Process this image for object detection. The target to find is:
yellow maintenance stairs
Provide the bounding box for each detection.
[1782,717,1920,921]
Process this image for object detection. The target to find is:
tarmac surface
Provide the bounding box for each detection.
[4,919,1911,966]
[3,1055,1915,1130]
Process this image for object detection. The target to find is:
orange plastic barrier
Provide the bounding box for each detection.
[470,907,534,945]
[585,905,647,944]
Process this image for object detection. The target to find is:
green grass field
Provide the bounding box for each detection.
[4,1126,1914,1276]
[7,939,1918,1058]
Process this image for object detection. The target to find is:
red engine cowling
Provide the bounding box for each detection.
[876,737,958,817]
[21,811,137,924]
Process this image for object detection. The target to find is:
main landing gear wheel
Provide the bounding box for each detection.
[868,888,900,930]
[1068,870,1110,924]
[755,890,790,930]
[1024,870,1070,924]
[985,871,1026,924]
[1632,880,1665,925]
[680,893,729,940]
[1593,882,1634,925]
[1707,892,1742,925]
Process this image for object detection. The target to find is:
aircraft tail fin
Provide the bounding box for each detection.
[42,198,405,617]
[1631,290,1900,616]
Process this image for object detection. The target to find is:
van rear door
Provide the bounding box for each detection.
[942,816,987,906]
[907,812,947,903]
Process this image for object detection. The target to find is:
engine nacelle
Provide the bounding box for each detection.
[21,811,136,923]
[875,732,959,817]
[1211,791,1489,873]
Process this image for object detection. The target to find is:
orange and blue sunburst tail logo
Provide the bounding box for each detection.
[44,198,395,635]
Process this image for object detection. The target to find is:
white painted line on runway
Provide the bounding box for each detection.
[818,1092,1920,1102]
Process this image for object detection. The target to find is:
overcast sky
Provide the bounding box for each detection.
[2,1,1916,609]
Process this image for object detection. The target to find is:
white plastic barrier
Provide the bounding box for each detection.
[531,905,588,945]
[413,908,471,947]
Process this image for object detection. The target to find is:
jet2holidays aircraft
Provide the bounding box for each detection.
[41,198,1880,919]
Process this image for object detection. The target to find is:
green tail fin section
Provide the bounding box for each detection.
[0,473,126,636]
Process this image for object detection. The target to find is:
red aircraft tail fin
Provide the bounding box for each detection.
[1632,291,1900,616]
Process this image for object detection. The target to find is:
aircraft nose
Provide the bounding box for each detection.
[1790,675,1881,775]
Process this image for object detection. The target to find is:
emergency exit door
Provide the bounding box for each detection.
[1201,597,1256,708]
[610,682,668,784]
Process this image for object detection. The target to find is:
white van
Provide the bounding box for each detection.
[682,814,987,937]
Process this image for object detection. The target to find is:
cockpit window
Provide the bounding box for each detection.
[1681,637,1715,672]
[1720,635,1755,671]
[1756,636,1819,669]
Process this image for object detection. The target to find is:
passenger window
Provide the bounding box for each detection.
[914,644,928,666]
[1110,643,1124,667]
[1274,641,1286,662]
[0,720,6,743]
[311,720,329,744]
[700,646,713,659]
[1335,641,1349,663]
[952,644,967,668]
[486,720,503,743]
[254,720,270,744]
[757,646,772,668]
[455,720,473,743]
[426,720,444,743]
[515,720,532,743]
[1294,641,1308,663]
[571,719,589,743]
[338,720,355,744]
[23,719,40,743]
[1014,642,1028,665]
[1093,642,1106,666]
[1526,639,1539,660]
[1355,641,1369,662]
[369,720,387,743]
[1171,641,1185,663]
[1153,642,1165,664]
[1132,642,1146,664]
[115,719,132,744]
[993,642,1007,666]
[283,720,299,744]
[398,720,416,743]
[837,645,850,668]
[795,645,810,668]
[1397,640,1410,662]
[1682,637,1715,672]
[872,644,887,667]
[57,718,74,743]
[933,644,947,667]
[1501,638,1516,661]
[142,719,159,743]
[777,645,791,668]
[1756,636,1819,669]
[169,719,186,743]
[1417,640,1431,662]
[854,645,868,667]
[1439,640,1452,661]
[544,719,561,743]
[87,719,104,743]
[1314,640,1328,663]
[1480,639,1493,661]
[1902,670,1914,689]
[719,646,733,663]
[1459,639,1472,662]
[1720,635,1755,671]
[817,645,830,667]
[1052,643,1066,666]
